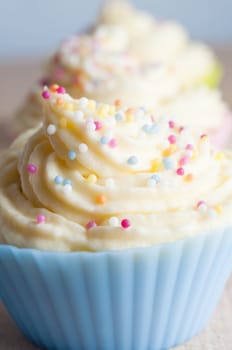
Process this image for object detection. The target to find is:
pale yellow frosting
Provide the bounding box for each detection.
[1,91,232,252]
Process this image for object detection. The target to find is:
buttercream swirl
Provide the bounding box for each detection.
[1,90,232,251]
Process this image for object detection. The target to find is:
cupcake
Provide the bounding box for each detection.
[12,24,230,148]
[0,89,231,350]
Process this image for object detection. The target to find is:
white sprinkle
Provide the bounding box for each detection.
[79,143,88,153]
[79,97,89,108]
[74,110,84,122]
[109,217,119,227]
[47,124,57,135]
[86,122,96,132]
[63,184,73,194]
[105,178,115,189]
[147,179,157,188]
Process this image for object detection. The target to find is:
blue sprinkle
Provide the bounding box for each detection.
[142,124,151,133]
[54,175,63,185]
[151,174,161,183]
[68,150,77,160]
[100,136,109,145]
[115,112,124,121]
[63,179,72,186]
[127,156,138,165]
[163,157,174,170]
[150,124,159,134]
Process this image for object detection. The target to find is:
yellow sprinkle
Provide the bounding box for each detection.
[59,118,67,128]
[214,205,223,214]
[87,174,97,184]
[215,152,225,161]
[97,105,108,118]
[63,103,75,111]
[88,100,96,111]
[162,145,177,157]
[150,159,162,172]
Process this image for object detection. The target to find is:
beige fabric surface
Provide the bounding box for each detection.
[0,46,231,349]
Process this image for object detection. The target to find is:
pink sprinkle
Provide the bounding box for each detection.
[27,164,37,174]
[94,121,102,130]
[179,155,190,166]
[176,167,185,176]
[185,144,194,151]
[36,214,46,224]
[121,219,131,229]
[109,139,117,148]
[168,135,176,144]
[197,201,206,209]
[169,120,175,128]
[42,90,50,99]
[57,86,66,94]
[86,221,97,230]
[179,126,185,133]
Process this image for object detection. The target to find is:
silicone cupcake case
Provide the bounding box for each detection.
[0,228,231,350]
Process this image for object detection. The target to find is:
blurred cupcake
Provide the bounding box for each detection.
[0,89,231,350]
[13,24,230,148]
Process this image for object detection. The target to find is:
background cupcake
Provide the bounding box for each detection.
[9,0,231,149]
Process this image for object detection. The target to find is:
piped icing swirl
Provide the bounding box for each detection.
[1,89,232,251]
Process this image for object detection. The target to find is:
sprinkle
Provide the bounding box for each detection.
[176,167,185,176]
[87,174,97,184]
[54,175,63,184]
[114,99,122,108]
[50,84,59,92]
[142,124,151,133]
[96,194,107,205]
[27,163,37,174]
[42,90,50,99]
[151,159,162,172]
[57,86,66,94]
[79,143,88,153]
[109,139,117,148]
[36,214,46,224]
[63,179,72,186]
[184,173,194,182]
[168,135,176,144]
[94,121,102,130]
[47,124,57,135]
[162,145,177,157]
[214,205,223,214]
[86,221,97,230]
[68,150,77,160]
[109,217,119,227]
[79,97,89,108]
[200,134,208,141]
[115,112,124,121]
[179,155,190,166]
[169,120,175,128]
[179,127,185,133]
[74,110,84,121]
[185,144,194,151]
[86,121,96,132]
[121,219,131,229]
[215,152,225,161]
[127,156,138,165]
[151,174,161,183]
[105,178,115,188]
[64,184,73,194]
[100,136,109,145]
[163,157,174,170]
[197,201,207,212]
[56,98,64,106]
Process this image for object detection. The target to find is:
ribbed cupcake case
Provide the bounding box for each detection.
[0,229,231,350]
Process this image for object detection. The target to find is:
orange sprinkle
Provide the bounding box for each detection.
[50,84,59,92]
[96,195,107,205]
[184,173,194,182]
[114,99,122,108]
[162,145,177,157]
[56,97,63,106]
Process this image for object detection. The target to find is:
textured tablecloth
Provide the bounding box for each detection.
[0,46,232,349]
